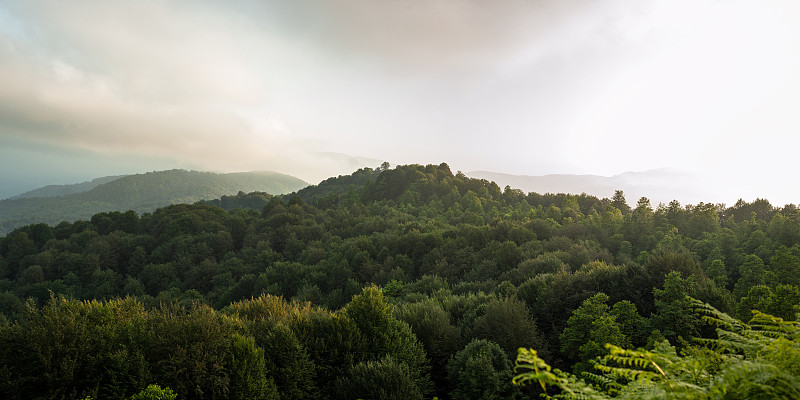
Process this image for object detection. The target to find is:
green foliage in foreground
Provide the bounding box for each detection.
[128,385,177,400]
[447,339,517,400]
[0,288,431,400]
[514,297,800,399]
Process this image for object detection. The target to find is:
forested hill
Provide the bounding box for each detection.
[7,175,126,200]
[0,169,308,235]
[204,166,384,211]
[1,163,799,399]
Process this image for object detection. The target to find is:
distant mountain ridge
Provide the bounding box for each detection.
[467,169,708,206]
[0,169,308,235]
[8,175,127,200]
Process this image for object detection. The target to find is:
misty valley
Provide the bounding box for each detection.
[1,163,799,399]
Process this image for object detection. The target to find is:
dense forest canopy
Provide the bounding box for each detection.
[1,163,799,399]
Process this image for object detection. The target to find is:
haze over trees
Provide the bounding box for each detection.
[1,163,799,399]
[0,170,308,235]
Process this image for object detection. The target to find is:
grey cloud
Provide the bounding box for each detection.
[259,0,652,73]
[1,0,798,204]
[1,1,324,174]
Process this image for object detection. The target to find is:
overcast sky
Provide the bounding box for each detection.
[1,0,799,204]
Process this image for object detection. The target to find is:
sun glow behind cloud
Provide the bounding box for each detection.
[560,0,800,203]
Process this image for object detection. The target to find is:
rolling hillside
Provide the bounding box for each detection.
[0,169,308,235]
[7,175,127,200]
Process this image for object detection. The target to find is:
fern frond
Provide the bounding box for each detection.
[708,360,800,399]
[712,329,766,355]
[581,371,622,395]
[604,344,672,375]
[749,311,800,339]
[513,348,566,392]
[615,381,667,400]
[593,364,660,383]
[514,300,800,399]
[690,297,747,333]
[514,348,612,399]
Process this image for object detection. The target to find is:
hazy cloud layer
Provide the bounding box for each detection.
[1,0,799,203]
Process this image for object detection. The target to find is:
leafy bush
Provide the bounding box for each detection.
[447,339,517,400]
[335,356,424,400]
[514,297,800,399]
[128,384,177,400]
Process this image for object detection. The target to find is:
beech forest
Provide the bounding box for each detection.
[1,164,799,399]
